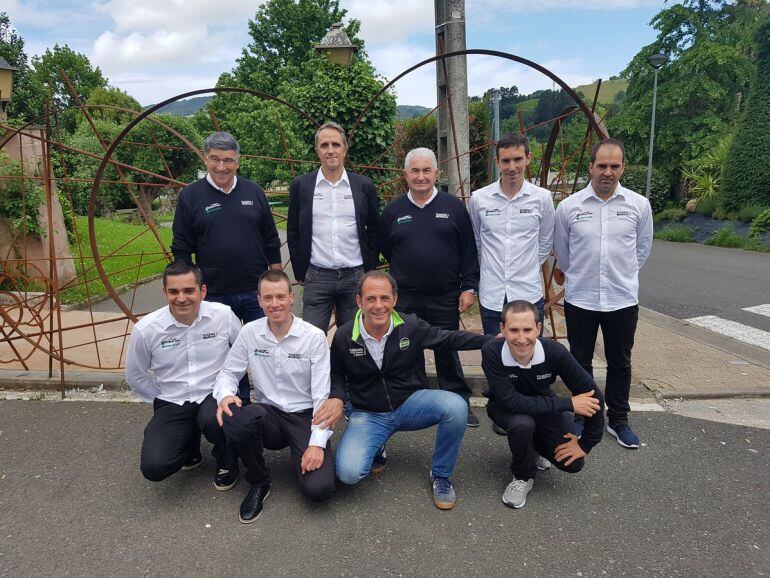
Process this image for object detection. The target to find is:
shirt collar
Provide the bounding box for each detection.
[316,168,350,187]
[501,338,545,368]
[162,302,209,330]
[407,187,438,208]
[358,313,394,343]
[206,173,237,194]
[352,308,405,341]
[584,182,624,204]
[492,179,531,200]
[259,314,300,341]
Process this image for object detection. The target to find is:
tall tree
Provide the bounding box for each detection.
[31,44,107,111]
[0,12,44,122]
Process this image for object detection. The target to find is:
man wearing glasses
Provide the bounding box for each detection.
[172,131,282,405]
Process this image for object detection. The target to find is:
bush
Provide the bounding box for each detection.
[722,14,770,211]
[695,196,719,217]
[736,204,768,223]
[621,164,669,213]
[705,224,745,248]
[742,237,770,253]
[654,224,695,243]
[653,207,686,224]
[749,207,770,238]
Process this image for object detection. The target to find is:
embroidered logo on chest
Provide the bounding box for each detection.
[204,203,221,214]
[241,200,254,206]
[161,338,181,349]
[519,208,534,214]
[435,212,450,219]
[399,337,410,351]
[287,353,303,359]
[483,209,502,217]
[349,347,367,357]
[253,348,270,357]
[575,211,593,222]
[536,373,552,380]
[396,215,412,225]
[201,332,217,340]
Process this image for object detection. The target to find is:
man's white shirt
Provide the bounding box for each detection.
[213,316,333,447]
[553,182,653,312]
[359,315,394,369]
[310,168,363,269]
[125,301,242,405]
[206,173,237,194]
[469,179,555,309]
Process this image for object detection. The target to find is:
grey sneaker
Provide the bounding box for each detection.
[534,453,552,471]
[502,476,534,509]
[431,476,457,510]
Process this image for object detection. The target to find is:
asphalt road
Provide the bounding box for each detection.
[1,400,768,577]
[640,240,770,332]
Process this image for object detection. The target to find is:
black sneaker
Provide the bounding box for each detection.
[467,407,480,427]
[214,460,239,491]
[181,449,202,471]
[239,483,271,524]
[370,446,387,474]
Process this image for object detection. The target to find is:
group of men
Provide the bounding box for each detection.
[125,124,653,521]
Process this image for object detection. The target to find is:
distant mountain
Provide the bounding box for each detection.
[147,96,212,116]
[396,105,432,120]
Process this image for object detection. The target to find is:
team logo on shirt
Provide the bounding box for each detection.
[241,200,254,206]
[343,194,353,200]
[314,192,325,200]
[399,337,410,351]
[349,347,366,357]
[616,210,632,217]
[201,332,217,340]
[396,215,412,225]
[253,348,270,357]
[287,353,303,359]
[204,202,222,214]
[575,210,593,222]
[483,209,502,217]
[519,208,534,214]
[435,212,450,219]
[536,373,552,380]
[161,338,181,349]
[508,374,518,380]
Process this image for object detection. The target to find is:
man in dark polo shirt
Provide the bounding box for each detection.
[379,147,481,426]
[171,131,282,403]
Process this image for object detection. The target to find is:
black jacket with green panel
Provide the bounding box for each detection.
[331,309,494,413]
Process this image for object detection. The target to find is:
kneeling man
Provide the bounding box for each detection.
[215,270,343,523]
[481,300,604,509]
[125,261,242,490]
[332,271,492,510]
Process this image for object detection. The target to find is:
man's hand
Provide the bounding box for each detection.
[300,446,325,474]
[216,395,242,427]
[554,433,586,466]
[571,390,600,417]
[312,398,344,429]
[459,290,475,313]
[553,267,565,286]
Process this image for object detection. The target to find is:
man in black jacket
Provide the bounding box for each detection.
[379,147,481,426]
[171,131,282,403]
[331,271,492,510]
[287,122,379,333]
[481,300,604,509]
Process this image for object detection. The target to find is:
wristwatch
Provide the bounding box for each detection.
[463,288,478,296]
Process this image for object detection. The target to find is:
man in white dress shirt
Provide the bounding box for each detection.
[469,132,555,336]
[553,139,653,449]
[125,261,242,490]
[215,269,344,523]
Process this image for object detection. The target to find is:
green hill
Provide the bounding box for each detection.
[147,96,212,116]
[572,79,628,105]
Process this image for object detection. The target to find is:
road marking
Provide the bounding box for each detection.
[743,304,770,318]
[685,315,770,352]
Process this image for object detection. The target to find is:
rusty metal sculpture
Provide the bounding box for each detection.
[0,50,609,392]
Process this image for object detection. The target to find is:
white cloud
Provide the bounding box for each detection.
[369,44,437,107]
[470,0,661,10]
[109,72,222,105]
[344,0,433,44]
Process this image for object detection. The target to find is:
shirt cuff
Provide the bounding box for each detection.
[309,426,333,448]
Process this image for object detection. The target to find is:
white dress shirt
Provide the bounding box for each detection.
[206,173,237,194]
[125,301,242,405]
[213,316,333,447]
[469,180,555,309]
[359,315,395,369]
[310,169,363,269]
[553,182,653,312]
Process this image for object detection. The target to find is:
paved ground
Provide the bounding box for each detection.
[0,399,767,577]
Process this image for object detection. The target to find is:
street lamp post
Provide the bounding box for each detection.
[645,52,668,198]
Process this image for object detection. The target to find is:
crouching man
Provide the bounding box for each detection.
[481,300,604,509]
[215,270,344,523]
[125,261,242,490]
[331,271,493,510]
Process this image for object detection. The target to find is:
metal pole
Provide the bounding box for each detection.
[492,88,500,181]
[645,68,659,198]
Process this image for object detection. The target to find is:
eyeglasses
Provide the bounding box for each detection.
[206,156,239,166]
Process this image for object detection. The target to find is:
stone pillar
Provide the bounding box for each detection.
[435,0,470,199]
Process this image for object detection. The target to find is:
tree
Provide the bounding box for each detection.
[0,12,44,122]
[85,86,142,125]
[31,44,107,112]
[722,12,770,210]
[608,0,765,182]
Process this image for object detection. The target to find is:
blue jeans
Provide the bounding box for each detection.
[301,264,364,333]
[336,389,468,484]
[206,290,264,401]
[480,297,545,336]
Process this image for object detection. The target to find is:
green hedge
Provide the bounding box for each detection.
[620,164,669,213]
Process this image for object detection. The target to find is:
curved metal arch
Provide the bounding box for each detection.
[348,48,610,149]
[88,87,321,322]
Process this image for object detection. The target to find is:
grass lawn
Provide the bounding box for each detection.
[59,217,172,305]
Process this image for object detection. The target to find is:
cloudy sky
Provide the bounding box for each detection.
[1,0,662,107]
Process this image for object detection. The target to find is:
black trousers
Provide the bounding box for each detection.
[564,302,639,427]
[487,401,584,481]
[140,394,229,482]
[222,403,335,502]
[395,288,471,402]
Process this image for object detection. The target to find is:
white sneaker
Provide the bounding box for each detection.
[502,476,534,509]
[534,453,552,471]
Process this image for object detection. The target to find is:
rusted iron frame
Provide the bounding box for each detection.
[89,87,321,322]
[0,175,174,187]
[59,254,168,296]
[1,311,142,343]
